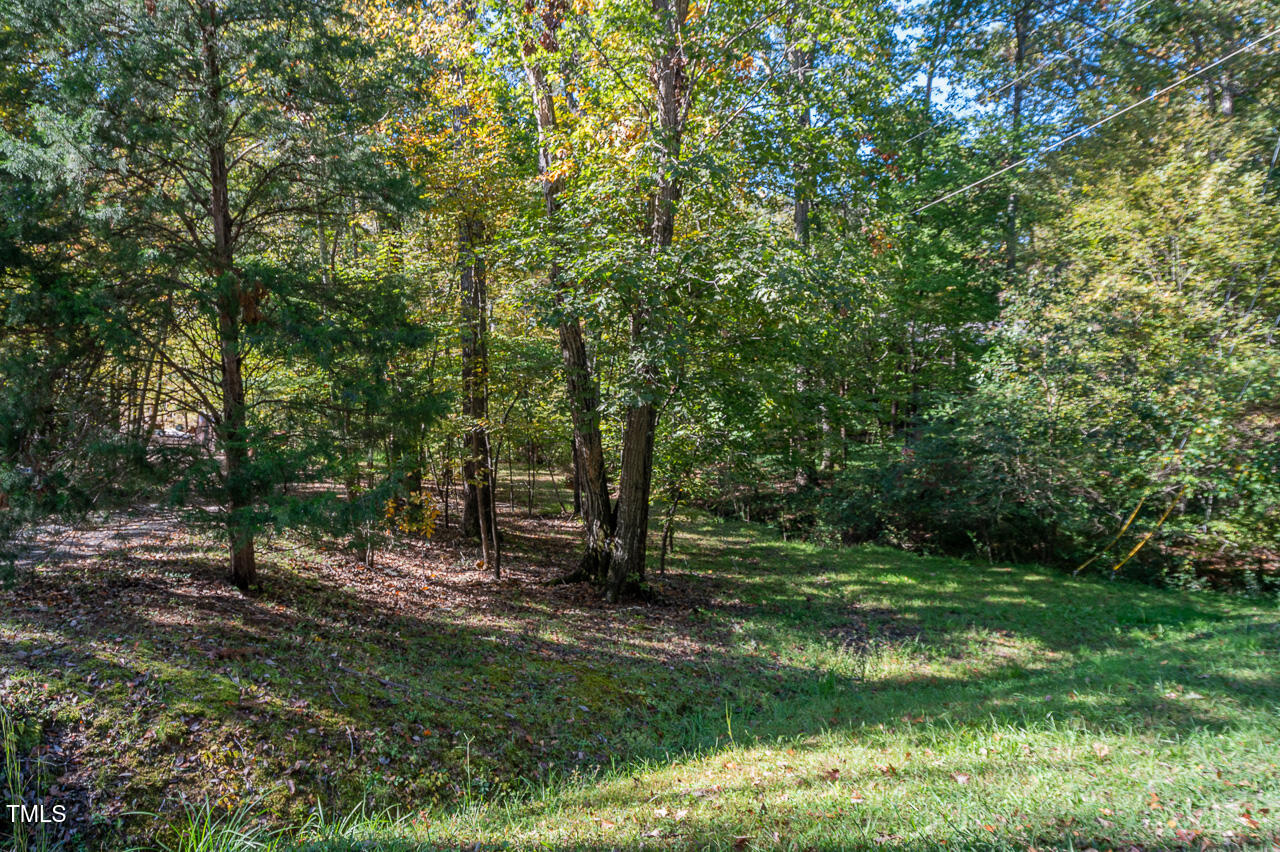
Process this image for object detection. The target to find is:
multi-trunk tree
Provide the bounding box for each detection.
[504,0,898,598]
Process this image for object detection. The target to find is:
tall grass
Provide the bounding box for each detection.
[132,801,422,852]
[1,707,59,852]
[2,706,31,851]
[293,802,416,850]
[146,802,286,852]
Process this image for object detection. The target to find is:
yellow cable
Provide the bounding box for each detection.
[1107,484,1188,574]
[1075,491,1148,575]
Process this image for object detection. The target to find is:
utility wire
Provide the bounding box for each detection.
[904,2,1085,146]
[904,0,1156,149]
[913,27,1280,214]
[979,0,1158,104]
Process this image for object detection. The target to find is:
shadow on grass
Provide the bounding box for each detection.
[0,506,1275,849]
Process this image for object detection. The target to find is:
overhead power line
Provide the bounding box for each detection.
[903,0,1156,150]
[979,0,1159,104]
[913,28,1280,214]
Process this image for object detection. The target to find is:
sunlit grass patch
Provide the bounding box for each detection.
[2,506,1277,849]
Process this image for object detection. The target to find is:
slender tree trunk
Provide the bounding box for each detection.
[610,396,658,600]
[146,359,165,436]
[607,0,690,602]
[523,58,615,582]
[547,453,566,513]
[787,27,813,249]
[134,353,154,439]
[658,487,681,576]
[213,200,255,594]
[202,0,256,592]
[458,212,499,577]
[488,450,501,573]
[1005,4,1028,275]
[572,441,582,517]
[787,26,821,484]
[527,439,535,517]
[919,10,949,156]
[452,13,499,574]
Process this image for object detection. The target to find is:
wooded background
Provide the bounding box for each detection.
[1,0,1277,596]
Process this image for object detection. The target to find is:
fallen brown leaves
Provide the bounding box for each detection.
[0,502,748,844]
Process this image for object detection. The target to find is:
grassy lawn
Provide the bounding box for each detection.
[2,502,1277,850]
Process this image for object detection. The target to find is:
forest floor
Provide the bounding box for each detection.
[1,482,1278,851]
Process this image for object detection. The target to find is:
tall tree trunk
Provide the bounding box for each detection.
[923,61,936,118]
[134,352,154,439]
[201,1,256,592]
[1005,4,1028,275]
[610,397,657,600]
[657,486,681,575]
[559,319,614,579]
[452,13,499,574]
[607,0,690,602]
[917,9,950,157]
[146,359,165,437]
[819,400,834,472]
[787,26,813,248]
[523,58,615,582]
[572,440,582,517]
[787,23,823,483]
[458,212,499,577]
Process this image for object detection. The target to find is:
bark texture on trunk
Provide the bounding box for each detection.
[609,399,657,599]
[559,319,614,579]
[458,212,500,578]
[523,57,615,583]
[606,0,690,602]
[202,0,256,592]
[786,26,813,248]
[452,14,500,575]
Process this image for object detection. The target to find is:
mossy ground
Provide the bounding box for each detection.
[1,478,1277,850]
